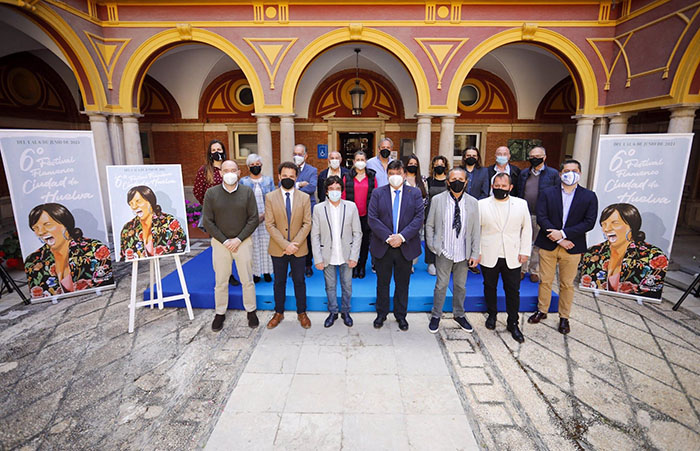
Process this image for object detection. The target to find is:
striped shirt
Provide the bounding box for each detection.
[441,194,468,262]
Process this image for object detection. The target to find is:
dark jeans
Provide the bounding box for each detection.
[306,235,313,268]
[272,254,307,314]
[358,215,371,270]
[375,247,412,320]
[481,258,520,326]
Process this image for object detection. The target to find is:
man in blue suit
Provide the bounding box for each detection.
[293,143,318,276]
[368,160,424,331]
[528,159,598,335]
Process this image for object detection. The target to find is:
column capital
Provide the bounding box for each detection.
[571,114,597,123]
[662,103,700,118]
[121,115,143,124]
[278,113,296,119]
[593,116,609,126]
[253,114,272,123]
[435,113,460,119]
[85,112,108,122]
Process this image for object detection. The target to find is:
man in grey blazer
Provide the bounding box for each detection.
[426,167,480,333]
[311,175,363,327]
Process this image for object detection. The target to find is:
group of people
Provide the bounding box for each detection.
[194,135,659,344]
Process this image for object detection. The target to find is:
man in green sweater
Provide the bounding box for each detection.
[202,160,260,331]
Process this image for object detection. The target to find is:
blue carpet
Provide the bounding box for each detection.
[145,247,559,313]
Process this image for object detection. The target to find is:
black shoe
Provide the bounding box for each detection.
[397,317,409,331]
[212,314,225,332]
[358,267,366,279]
[507,324,525,343]
[428,316,440,334]
[373,315,386,329]
[341,312,353,327]
[558,318,571,335]
[352,267,358,279]
[229,275,240,286]
[247,311,259,328]
[527,311,547,324]
[324,313,338,328]
[253,275,261,284]
[469,266,481,275]
[485,314,497,330]
[305,266,313,277]
[263,273,272,282]
[454,316,473,333]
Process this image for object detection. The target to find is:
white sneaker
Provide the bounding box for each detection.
[427,264,436,276]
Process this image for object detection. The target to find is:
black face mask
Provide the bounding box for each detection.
[434,166,445,175]
[529,157,544,167]
[464,157,477,166]
[379,148,391,159]
[249,166,262,175]
[280,178,295,190]
[449,180,465,193]
[211,151,225,161]
[406,165,418,174]
[493,188,510,200]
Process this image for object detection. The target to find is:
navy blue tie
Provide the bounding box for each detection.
[285,192,292,240]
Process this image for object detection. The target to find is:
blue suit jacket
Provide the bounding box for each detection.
[465,167,490,200]
[535,185,598,254]
[297,163,318,210]
[367,184,424,261]
[517,164,560,199]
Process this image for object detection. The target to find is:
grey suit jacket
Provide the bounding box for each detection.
[426,190,480,262]
[311,199,362,266]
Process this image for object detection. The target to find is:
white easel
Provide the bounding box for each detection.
[128,254,194,333]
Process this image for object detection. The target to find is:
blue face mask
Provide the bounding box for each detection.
[561,171,580,186]
[495,155,509,166]
[327,190,342,202]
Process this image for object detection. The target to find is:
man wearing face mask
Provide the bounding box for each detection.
[516,146,560,283]
[202,160,260,331]
[425,167,480,333]
[478,173,532,343]
[311,176,362,328]
[366,137,395,187]
[292,144,318,277]
[368,160,424,331]
[528,160,597,335]
[317,151,350,202]
[487,146,520,197]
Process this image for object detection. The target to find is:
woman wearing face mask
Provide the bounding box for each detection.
[240,153,276,283]
[120,185,187,260]
[461,146,490,200]
[579,203,667,299]
[425,155,449,275]
[193,139,226,205]
[401,155,428,273]
[25,203,113,299]
[317,151,350,202]
[342,150,378,278]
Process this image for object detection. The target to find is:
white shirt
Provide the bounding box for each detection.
[489,164,511,196]
[441,194,468,262]
[328,202,344,265]
[281,187,294,210]
[222,182,238,193]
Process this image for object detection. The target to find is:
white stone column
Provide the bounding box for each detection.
[122,115,144,166]
[107,114,125,165]
[587,116,609,186]
[665,105,698,133]
[87,112,114,228]
[571,115,595,186]
[607,112,632,135]
[254,114,274,178]
[279,114,296,164]
[415,114,432,172]
[438,115,459,167]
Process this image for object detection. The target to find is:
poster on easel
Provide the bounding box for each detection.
[105,164,189,262]
[580,133,694,302]
[0,130,115,302]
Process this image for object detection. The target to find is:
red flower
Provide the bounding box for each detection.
[169,220,180,231]
[649,255,668,270]
[581,274,593,287]
[619,281,635,293]
[5,258,20,269]
[125,248,135,260]
[95,245,110,261]
[0,251,5,258]
[75,279,90,291]
[155,245,166,256]
[602,260,608,271]
[31,286,45,298]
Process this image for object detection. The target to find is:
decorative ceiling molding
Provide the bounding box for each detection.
[415,38,468,89]
[84,31,130,90]
[244,37,297,89]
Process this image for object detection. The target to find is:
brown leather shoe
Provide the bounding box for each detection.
[527,311,547,324]
[530,274,540,283]
[267,312,284,329]
[298,312,311,329]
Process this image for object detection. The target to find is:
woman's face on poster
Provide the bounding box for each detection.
[31,211,68,248]
[601,210,632,250]
[128,192,152,220]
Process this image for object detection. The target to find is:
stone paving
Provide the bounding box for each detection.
[0,239,699,450]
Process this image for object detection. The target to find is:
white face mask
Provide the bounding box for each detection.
[329,159,341,170]
[327,190,342,202]
[354,160,366,170]
[223,172,238,186]
[389,174,404,188]
[561,171,580,186]
[293,155,305,166]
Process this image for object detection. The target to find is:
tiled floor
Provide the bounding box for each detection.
[204,312,480,451]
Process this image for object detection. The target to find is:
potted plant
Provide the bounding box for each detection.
[0,232,22,271]
[185,200,209,238]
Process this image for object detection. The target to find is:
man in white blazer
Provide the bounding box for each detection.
[311,175,363,327]
[478,172,532,343]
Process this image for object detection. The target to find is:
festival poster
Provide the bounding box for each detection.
[0,130,115,301]
[106,164,189,262]
[580,133,694,301]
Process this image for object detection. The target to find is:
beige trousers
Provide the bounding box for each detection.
[211,237,256,314]
[537,246,581,318]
